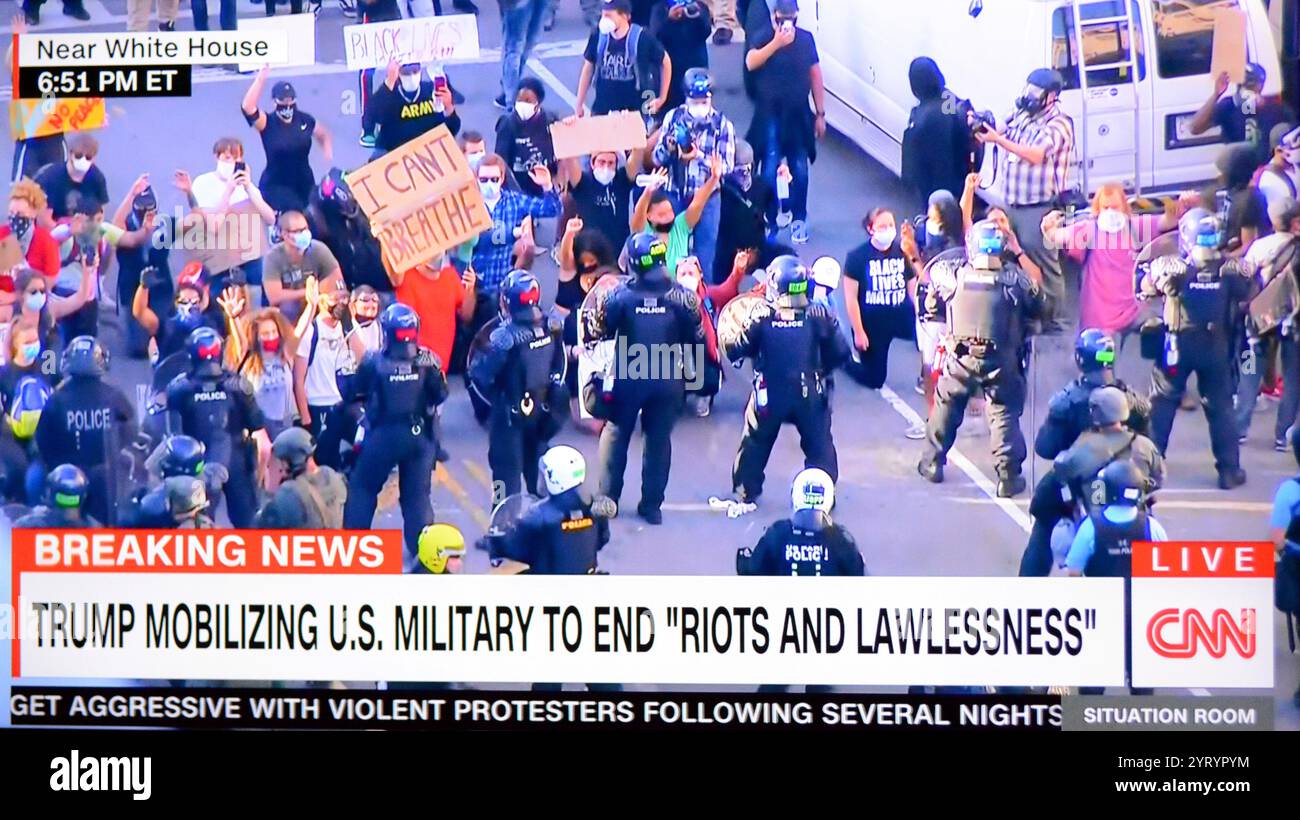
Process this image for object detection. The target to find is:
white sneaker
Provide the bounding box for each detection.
[904,421,926,440]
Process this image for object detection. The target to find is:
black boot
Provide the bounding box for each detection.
[23,2,40,25]
[997,474,1027,498]
[917,459,944,484]
[1217,468,1247,490]
[62,2,91,21]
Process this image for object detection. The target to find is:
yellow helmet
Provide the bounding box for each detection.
[418,523,466,574]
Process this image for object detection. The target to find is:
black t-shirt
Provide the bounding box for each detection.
[568,170,634,251]
[717,177,774,280]
[256,108,317,209]
[583,26,666,115]
[33,163,109,219]
[649,5,712,109]
[751,28,819,110]
[845,239,916,320]
[370,81,462,152]
[360,0,400,21]
[557,276,587,348]
[494,111,558,199]
[1224,187,1272,250]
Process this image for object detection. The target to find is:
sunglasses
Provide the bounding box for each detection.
[479,175,502,183]
[71,152,93,160]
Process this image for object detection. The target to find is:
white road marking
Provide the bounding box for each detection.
[879,385,1032,534]
[525,56,579,110]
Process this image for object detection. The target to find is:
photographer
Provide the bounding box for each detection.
[901,57,975,214]
[976,68,1075,332]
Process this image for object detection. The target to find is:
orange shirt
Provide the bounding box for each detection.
[394,265,466,374]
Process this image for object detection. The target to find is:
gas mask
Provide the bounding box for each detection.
[1015,84,1049,116]
[275,102,296,122]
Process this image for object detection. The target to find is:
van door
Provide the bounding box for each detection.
[1052,1,1152,194]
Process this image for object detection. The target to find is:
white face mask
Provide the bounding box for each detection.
[598,16,617,34]
[480,180,501,201]
[687,102,710,119]
[926,219,943,238]
[593,166,617,186]
[216,159,235,178]
[871,228,897,250]
[1097,208,1127,234]
[467,151,485,170]
[400,74,421,94]
[515,101,538,120]
[71,156,93,174]
[677,271,701,292]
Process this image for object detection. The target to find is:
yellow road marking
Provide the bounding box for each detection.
[435,463,491,530]
[462,460,494,494]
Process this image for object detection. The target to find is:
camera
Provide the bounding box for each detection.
[969,109,996,136]
[669,0,701,15]
[672,120,694,153]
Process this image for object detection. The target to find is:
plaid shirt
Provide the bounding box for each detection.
[472,188,561,293]
[998,102,1075,207]
[652,105,736,202]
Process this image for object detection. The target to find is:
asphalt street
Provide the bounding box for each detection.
[1,1,1296,725]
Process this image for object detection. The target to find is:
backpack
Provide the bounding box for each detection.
[1247,235,1300,337]
[597,24,652,98]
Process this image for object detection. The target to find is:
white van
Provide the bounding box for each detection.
[804,0,1286,195]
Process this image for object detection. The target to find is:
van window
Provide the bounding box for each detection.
[1052,2,1147,89]
[1151,0,1240,78]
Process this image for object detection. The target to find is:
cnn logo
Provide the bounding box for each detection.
[1146,608,1257,660]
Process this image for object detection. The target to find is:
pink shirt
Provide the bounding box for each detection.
[1062,214,1159,335]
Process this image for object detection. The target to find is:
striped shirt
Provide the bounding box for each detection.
[998,103,1075,207]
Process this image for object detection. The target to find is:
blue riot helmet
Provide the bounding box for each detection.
[380,302,420,360]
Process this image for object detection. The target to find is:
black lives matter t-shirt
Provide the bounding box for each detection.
[583,27,665,115]
[845,239,916,324]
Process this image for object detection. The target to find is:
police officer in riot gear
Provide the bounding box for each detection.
[1035,328,1150,460]
[724,255,849,505]
[122,434,226,528]
[737,468,865,577]
[343,303,448,556]
[167,475,217,529]
[1066,459,1167,695]
[257,427,347,529]
[591,234,705,525]
[470,271,568,499]
[14,464,98,528]
[1020,387,1164,577]
[166,327,270,527]
[1142,208,1253,489]
[35,336,137,525]
[919,219,1045,497]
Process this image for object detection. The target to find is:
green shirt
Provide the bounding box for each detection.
[642,214,692,279]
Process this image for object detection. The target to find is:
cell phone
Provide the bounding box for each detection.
[234,161,247,174]
[781,20,794,33]
[434,74,448,93]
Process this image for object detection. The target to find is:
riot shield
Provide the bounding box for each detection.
[576,274,626,420]
[716,292,769,363]
[482,491,540,575]
[465,315,502,411]
[576,273,626,348]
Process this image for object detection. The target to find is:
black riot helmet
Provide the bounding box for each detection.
[1074,328,1116,372]
[380,302,420,360]
[766,255,811,309]
[61,335,109,378]
[499,270,543,324]
[160,435,206,478]
[46,463,88,510]
[186,326,225,378]
[319,167,359,218]
[1100,460,1146,507]
[625,233,669,284]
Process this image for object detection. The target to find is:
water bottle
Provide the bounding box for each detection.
[775,163,792,228]
[1165,333,1179,370]
[755,374,769,413]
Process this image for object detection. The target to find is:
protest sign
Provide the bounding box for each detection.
[345,124,473,224]
[237,13,318,73]
[0,235,23,272]
[375,182,492,274]
[9,97,106,141]
[176,205,270,275]
[549,111,647,159]
[342,13,480,71]
[1210,5,1247,84]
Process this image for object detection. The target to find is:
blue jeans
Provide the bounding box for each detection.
[191,0,237,30]
[692,191,721,280]
[1236,333,1300,441]
[500,0,552,102]
[761,118,809,223]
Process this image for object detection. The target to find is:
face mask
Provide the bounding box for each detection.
[871,228,897,250]
[1097,208,1127,235]
[175,302,199,321]
[467,151,485,170]
[593,166,617,186]
[678,272,701,292]
[261,337,281,355]
[275,103,295,122]
[480,180,501,200]
[8,215,32,237]
[598,16,617,35]
[71,156,92,174]
[652,220,676,233]
[330,301,348,320]
[217,159,235,178]
[687,102,711,119]
[20,343,40,362]
[515,101,537,120]
[732,167,752,191]
[400,74,421,94]
[24,292,45,312]
[926,219,944,238]
[291,229,312,251]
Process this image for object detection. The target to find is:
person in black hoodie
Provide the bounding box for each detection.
[651,0,713,115]
[901,57,976,216]
[495,77,560,200]
[307,169,391,297]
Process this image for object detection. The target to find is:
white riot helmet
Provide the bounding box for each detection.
[540,445,586,495]
[791,468,834,513]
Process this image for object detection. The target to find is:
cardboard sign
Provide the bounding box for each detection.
[0,235,23,272]
[237,13,318,73]
[9,97,106,141]
[342,13,480,71]
[178,205,270,275]
[375,182,492,274]
[549,111,648,160]
[345,125,472,224]
[1210,5,1248,85]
